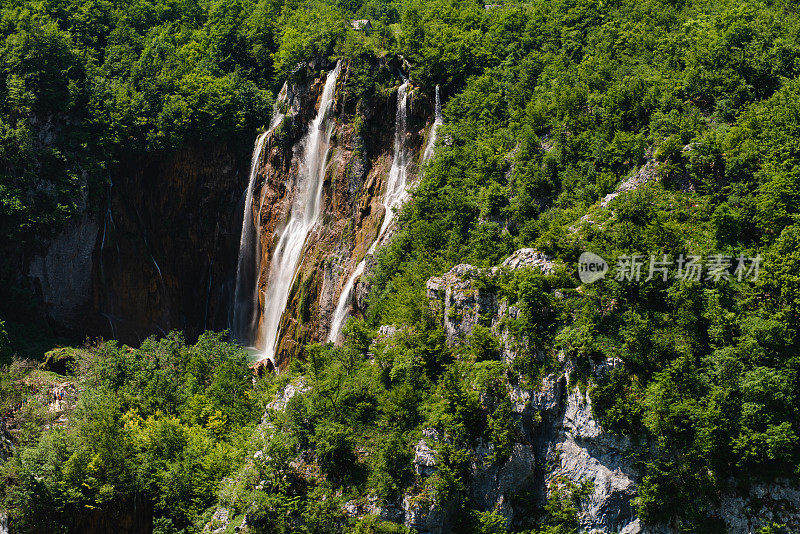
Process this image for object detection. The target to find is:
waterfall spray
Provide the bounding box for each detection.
[422,85,442,164]
[328,80,411,343]
[231,84,288,345]
[260,62,342,364]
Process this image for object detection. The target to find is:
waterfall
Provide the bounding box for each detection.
[327,256,367,343]
[231,85,288,345]
[1,513,8,534]
[328,81,411,343]
[377,81,412,241]
[260,62,341,363]
[422,85,442,163]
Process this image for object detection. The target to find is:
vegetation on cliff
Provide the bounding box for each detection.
[1,333,261,533]
[2,0,800,531]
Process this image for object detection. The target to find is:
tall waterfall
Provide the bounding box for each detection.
[231,85,287,344]
[260,62,341,363]
[422,85,443,163]
[326,253,368,343]
[1,513,8,534]
[328,81,411,343]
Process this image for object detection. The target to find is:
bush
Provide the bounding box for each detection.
[470,325,501,361]
[313,421,357,477]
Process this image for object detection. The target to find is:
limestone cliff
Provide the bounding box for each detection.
[244,61,432,369]
[23,58,437,351]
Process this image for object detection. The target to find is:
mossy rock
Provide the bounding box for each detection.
[40,347,82,375]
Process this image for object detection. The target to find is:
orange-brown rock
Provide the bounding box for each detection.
[243,63,430,370]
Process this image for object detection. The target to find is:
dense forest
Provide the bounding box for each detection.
[2,0,800,531]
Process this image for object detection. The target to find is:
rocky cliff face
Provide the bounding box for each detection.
[397,385,640,534]
[23,136,251,345]
[28,216,98,333]
[245,63,431,369]
[24,59,436,349]
[86,142,249,344]
[403,252,642,533]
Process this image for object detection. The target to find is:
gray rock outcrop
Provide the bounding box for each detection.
[549,388,638,533]
[426,249,554,347]
[600,156,658,208]
[28,216,98,331]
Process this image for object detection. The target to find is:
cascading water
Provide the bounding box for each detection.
[376,81,412,241]
[1,513,8,534]
[327,255,367,343]
[231,85,288,345]
[422,84,443,163]
[328,80,411,343]
[232,132,269,343]
[260,62,341,363]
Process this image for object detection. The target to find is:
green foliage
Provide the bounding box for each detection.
[486,398,516,463]
[273,1,348,80]
[758,524,791,534]
[469,324,500,361]
[371,432,413,500]
[0,332,260,532]
[313,420,358,476]
[5,0,800,529]
[427,365,483,444]
[472,509,507,534]
[428,442,471,510]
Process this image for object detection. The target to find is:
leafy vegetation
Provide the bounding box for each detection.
[3,0,800,531]
[1,332,261,533]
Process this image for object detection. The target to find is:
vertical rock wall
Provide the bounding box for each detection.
[23,59,438,356]
[247,63,430,369]
[87,142,249,344]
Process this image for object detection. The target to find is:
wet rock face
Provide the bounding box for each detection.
[86,141,249,345]
[19,62,434,356]
[22,137,248,344]
[244,67,429,369]
[28,216,98,332]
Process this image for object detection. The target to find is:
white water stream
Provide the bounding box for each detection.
[231,84,288,344]
[422,84,442,164]
[260,63,341,363]
[328,81,411,343]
